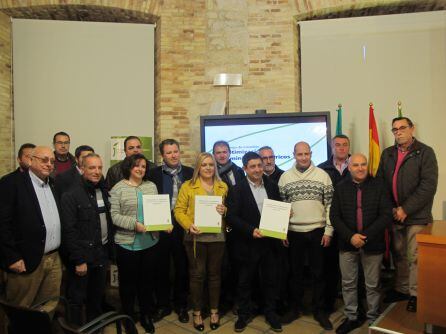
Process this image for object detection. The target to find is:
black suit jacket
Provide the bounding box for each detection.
[148,165,194,196]
[226,175,282,258]
[0,170,60,273]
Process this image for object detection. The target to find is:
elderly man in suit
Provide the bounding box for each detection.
[0,146,62,312]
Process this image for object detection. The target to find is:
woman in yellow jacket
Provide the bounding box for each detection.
[174,152,228,332]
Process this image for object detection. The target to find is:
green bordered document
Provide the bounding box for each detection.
[194,195,222,233]
[259,199,290,240]
[143,194,172,231]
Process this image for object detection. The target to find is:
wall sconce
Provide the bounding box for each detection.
[213,73,243,115]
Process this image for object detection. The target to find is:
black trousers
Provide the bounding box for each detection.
[116,243,159,320]
[288,228,325,313]
[155,224,189,310]
[323,233,340,310]
[220,231,238,307]
[235,240,278,318]
[66,246,108,325]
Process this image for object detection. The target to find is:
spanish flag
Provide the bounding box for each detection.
[368,103,380,177]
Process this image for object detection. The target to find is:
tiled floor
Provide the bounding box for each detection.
[104,305,372,334]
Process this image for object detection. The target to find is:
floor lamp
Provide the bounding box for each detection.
[213,73,243,115]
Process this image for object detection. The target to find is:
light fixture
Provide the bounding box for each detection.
[213,73,242,115]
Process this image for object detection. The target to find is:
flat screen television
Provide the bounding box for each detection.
[200,112,331,170]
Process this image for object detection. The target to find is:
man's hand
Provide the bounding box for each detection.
[282,238,289,247]
[189,224,201,235]
[75,263,88,276]
[393,206,407,222]
[252,228,263,239]
[135,222,147,233]
[9,259,26,273]
[321,234,331,247]
[350,233,367,248]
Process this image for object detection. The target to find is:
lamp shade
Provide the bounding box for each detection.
[213,73,242,86]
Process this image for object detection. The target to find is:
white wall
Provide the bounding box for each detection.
[12,19,155,170]
[300,11,446,219]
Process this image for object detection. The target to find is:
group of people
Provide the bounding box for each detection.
[0,115,438,334]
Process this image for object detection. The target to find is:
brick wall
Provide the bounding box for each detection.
[0,12,12,176]
[0,0,444,170]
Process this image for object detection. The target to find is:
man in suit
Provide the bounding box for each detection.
[226,151,282,332]
[55,145,94,199]
[331,154,392,333]
[148,139,193,323]
[0,146,62,312]
[105,136,155,191]
[61,153,113,325]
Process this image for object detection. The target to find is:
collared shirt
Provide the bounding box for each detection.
[29,170,61,253]
[333,157,349,175]
[96,189,108,245]
[247,177,268,213]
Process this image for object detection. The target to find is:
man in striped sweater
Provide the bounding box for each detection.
[278,141,334,330]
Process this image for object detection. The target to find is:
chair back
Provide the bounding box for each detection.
[0,299,53,334]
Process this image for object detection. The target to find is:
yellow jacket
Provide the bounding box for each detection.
[174,178,228,231]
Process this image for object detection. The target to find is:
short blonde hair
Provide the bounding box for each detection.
[191,152,221,184]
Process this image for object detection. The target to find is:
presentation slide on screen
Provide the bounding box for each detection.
[204,122,328,170]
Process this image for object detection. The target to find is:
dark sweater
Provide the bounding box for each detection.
[330,176,393,253]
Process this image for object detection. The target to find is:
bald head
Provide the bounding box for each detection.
[348,153,368,183]
[293,141,312,170]
[29,146,55,181]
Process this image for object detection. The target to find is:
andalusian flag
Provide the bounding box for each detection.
[336,104,343,135]
[368,103,380,176]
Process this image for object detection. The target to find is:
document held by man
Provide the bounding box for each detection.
[194,195,222,233]
[142,194,172,231]
[259,199,291,240]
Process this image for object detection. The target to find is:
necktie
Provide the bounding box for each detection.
[356,185,363,232]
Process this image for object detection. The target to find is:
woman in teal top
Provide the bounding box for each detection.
[110,153,159,334]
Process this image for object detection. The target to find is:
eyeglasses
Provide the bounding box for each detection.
[55,141,70,145]
[33,155,55,165]
[261,156,275,161]
[391,125,411,134]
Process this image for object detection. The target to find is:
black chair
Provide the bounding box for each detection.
[0,297,137,334]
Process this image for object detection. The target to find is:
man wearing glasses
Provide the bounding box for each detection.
[53,131,76,176]
[0,146,62,313]
[258,146,284,185]
[378,117,438,313]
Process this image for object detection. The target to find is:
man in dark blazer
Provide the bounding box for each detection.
[0,146,62,312]
[331,154,392,333]
[61,153,113,325]
[148,139,193,323]
[226,152,282,333]
[55,145,94,199]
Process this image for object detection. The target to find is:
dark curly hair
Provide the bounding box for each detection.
[121,153,148,180]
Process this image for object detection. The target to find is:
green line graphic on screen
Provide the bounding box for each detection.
[206,123,296,153]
